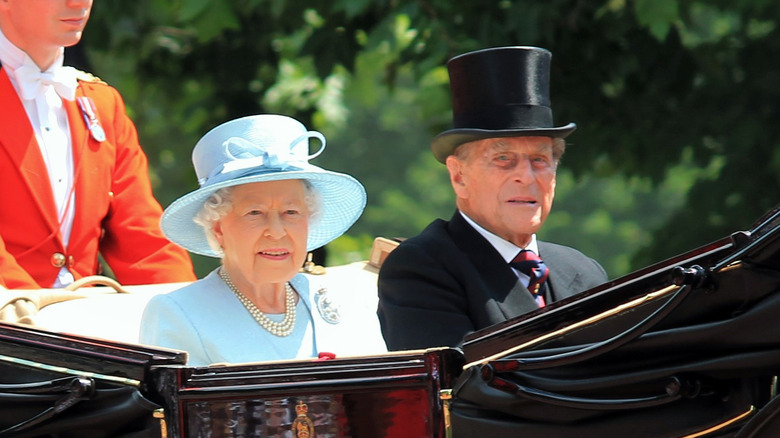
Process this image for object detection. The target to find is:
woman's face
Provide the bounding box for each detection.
[214,179,309,288]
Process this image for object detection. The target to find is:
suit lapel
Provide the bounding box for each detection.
[65,86,89,180]
[65,85,92,241]
[292,275,339,354]
[0,67,61,235]
[499,280,541,319]
[448,211,539,320]
[539,242,582,301]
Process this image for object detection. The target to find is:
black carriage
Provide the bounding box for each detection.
[2,206,780,437]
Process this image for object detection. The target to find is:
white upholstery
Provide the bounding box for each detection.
[26,261,380,345]
[33,282,191,343]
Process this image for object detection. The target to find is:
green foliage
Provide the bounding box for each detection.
[80,0,780,279]
[325,233,376,266]
[634,0,679,40]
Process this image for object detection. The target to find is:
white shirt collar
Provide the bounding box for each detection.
[0,26,66,71]
[459,210,540,263]
[0,26,68,94]
[0,26,26,71]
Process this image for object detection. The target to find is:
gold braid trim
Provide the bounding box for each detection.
[74,69,106,84]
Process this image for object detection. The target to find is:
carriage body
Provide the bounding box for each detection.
[2,209,780,437]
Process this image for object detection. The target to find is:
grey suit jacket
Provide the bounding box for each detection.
[377,211,608,351]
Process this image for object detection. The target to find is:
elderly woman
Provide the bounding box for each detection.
[139,114,387,366]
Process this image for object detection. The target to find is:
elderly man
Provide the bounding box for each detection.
[0,0,195,288]
[377,46,608,350]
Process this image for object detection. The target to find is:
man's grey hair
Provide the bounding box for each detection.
[453,137,567,163]
[193,179,322,256]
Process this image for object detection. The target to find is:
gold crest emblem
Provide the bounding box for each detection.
[292,400,315,438]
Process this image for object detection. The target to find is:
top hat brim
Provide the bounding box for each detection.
[160,166,366,258]
[431,122,576,163]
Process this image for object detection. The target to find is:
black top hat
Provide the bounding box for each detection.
[431,46,576,163]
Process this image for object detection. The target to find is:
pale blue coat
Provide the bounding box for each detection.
[139,269,387,366]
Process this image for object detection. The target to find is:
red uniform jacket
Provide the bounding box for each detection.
[0,68,196,289]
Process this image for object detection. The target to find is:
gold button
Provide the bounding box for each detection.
[51,252,66,268]
[67,255,75,268]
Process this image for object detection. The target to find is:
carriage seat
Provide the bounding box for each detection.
[1,237,400,345]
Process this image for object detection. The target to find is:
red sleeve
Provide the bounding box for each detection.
[87,84,196,284]
[0,236,41,289]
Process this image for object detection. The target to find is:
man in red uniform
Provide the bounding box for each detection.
[0,0,196,289]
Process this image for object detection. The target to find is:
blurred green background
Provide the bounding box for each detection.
[75,0,780,279]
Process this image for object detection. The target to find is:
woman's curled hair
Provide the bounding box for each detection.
[193,180,321,255]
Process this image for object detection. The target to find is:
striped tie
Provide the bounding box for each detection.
[510,250,549,307]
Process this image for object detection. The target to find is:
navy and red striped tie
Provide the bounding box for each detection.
[510,250,549,307]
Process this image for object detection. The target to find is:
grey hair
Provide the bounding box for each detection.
[193,180,322,256]
[454,137,567,163]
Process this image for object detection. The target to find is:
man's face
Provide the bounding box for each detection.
[446,136,558,247]
[0,0,93,68]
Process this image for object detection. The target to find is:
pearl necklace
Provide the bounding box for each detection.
[218,267,297,337]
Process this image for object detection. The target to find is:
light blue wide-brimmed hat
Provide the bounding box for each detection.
[161,114,366,257]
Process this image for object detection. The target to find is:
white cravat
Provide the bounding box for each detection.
[12,56,78,102]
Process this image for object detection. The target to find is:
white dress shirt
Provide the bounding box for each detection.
[459,210,540,287]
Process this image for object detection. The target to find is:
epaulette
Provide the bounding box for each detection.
[74,69,107,84]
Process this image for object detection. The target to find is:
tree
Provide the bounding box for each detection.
[80,0,780,277]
